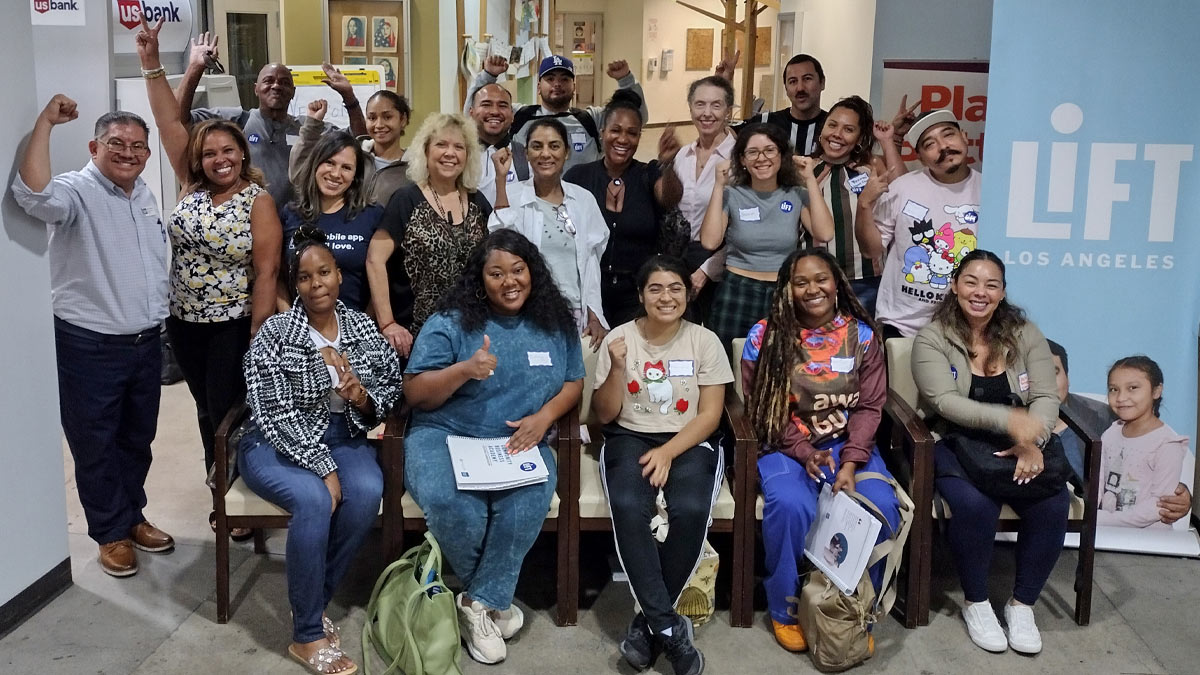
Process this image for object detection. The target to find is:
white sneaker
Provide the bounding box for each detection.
[456,594,506,664]
[1004,602,1043,654]
[490,603,525,640]
[962,601,1007,652]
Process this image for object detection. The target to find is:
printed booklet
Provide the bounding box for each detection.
[446,435,549,490]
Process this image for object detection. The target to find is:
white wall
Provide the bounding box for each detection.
[869,0,992,112]
[0,4,71,607]
[794,0,876,109]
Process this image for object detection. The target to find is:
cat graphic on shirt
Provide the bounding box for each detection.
[643,361,674,414]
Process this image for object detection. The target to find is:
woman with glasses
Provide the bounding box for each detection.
[676,76,738,319]
[365,112,492,357]
[699,122,834,350]
[136,19,282,489]
[490,117,609,349]
[563,90,683,326]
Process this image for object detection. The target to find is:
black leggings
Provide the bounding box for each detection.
[166,316,251,473]
[601,427,722,633]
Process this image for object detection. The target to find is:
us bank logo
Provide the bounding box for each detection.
[1002,103,1192,270]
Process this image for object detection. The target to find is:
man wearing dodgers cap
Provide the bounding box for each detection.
[464,53,647,171]
[854,108,982,338]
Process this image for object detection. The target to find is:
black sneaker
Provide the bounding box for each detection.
[659,615,704,675]
[619,613,656,670]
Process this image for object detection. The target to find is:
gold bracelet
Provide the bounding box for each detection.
[141,66,166,80]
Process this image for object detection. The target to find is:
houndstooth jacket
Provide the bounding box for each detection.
[243,300,403,476]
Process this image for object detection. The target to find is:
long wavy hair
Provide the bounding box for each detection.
[729,122,802,189]
[182,119,265,195]
[813,95,876,168]
[931,249,1027,372]
[747,248,874,445]
[290,129,369,224]
[434,229,576,336]
[404,112,482,191]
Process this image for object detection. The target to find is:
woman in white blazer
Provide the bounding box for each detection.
[488,117,609,349]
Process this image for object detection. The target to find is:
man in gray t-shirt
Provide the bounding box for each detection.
[175,36,366,207]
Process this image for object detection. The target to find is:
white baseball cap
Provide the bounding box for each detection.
[905,109,961,148]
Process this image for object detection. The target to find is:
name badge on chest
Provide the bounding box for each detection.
[528,351,553,366]
[739,206,761,222]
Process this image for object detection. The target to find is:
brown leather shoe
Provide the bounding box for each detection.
[99,540,138,577]
[131,521,175,553]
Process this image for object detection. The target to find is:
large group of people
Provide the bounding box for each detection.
[14,15,1194,675]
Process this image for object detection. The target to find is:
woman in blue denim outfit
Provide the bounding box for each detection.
[240,226,403,675]
[404,229,585,665]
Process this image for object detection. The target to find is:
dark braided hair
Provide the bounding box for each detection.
[287,224,338,295]
[930,249,1026,373]
[747,248,874,445]
[434,229,576,336]
[602,89,645,127]
[1108,355,1165,418]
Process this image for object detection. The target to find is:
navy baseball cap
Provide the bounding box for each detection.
[538,55,575,79]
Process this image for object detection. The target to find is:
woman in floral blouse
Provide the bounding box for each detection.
[137,21,282,486]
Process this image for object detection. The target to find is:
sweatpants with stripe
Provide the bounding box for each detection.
[759,440,901,624]
[601,426,722,633]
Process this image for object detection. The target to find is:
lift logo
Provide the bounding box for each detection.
[116,1,183,30]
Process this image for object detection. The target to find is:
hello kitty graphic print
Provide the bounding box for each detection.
[874,167,982,337]
[594,322,734,434]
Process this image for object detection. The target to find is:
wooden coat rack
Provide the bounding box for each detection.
[676,0,778,119]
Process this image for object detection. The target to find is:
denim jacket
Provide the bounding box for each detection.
[243,301,402,476]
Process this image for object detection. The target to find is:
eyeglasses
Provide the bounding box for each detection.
[554,204,577,235]
[743,146,780,161]
[99,138,151,157]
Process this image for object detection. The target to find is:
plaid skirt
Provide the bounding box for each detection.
[707,272,776,353]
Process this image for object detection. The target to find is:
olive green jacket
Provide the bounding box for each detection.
[911,318,1059,438]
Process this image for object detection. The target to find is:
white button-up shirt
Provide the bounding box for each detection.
[675,130,736,280]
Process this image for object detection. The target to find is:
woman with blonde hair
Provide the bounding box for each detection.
[366,112,492,355]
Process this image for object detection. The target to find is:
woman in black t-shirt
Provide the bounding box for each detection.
[564,90,683,325]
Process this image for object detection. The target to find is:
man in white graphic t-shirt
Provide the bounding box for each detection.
[856,109,981,339]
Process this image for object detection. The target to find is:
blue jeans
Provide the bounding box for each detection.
[759,442,901,624]
[55,318,161,545]
[238,414,383,644]
[404,425,556,610]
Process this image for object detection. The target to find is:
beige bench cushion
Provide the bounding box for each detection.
[577,444,737,520]
[935,489,1086,520]
[225,477,384,517]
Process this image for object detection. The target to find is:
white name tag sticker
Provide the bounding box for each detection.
[1018,371,1030,392]
[570,132,587,152]
[528,351,553,366]
[739,206,761,222]
[140,207,156,216]
[286,134,300,146]
[830,356,855,373]
[847,172,870,194]
[667,360,695,377]
[902,200,929,222]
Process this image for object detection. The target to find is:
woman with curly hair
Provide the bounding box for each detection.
[365,112,491,356]
[807,95,904,314]
[403,229,584,665]
[912,249,1065,655]
[280,129,383,312]
[240,227,402,675]
[742,248,899,654]
[136,19,281,484]
[700,122,834,351]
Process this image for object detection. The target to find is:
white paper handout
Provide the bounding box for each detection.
[446,435,549,491]
[804,482,883,595]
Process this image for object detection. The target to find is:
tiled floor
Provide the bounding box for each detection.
[1,382,1196,674]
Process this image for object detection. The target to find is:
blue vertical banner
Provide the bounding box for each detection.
[983,1,1198,553]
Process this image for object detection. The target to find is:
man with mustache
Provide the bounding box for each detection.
[464,54,647,172]
[729,54,827,155]
[469,82,529,206]
[175,34,367,207]
[855,109,981,339]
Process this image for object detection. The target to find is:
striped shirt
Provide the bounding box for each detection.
[813,161,881,281]
[12,161,169,335]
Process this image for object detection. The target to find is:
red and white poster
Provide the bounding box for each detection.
[31,0,87,26]
[110,0,193,53]
[881,61,988,172]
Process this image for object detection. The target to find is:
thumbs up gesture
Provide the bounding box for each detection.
[465,334,498,380]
